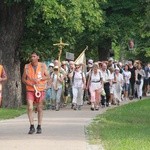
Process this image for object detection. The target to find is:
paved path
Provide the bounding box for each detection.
[0,104,104,150]
[0,99,141,150]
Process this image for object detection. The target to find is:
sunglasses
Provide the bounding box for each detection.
[54,69,58,71]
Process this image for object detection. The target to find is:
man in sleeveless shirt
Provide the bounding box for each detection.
[22,52,49,134]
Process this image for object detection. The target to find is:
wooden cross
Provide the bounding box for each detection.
[53,38,69,63]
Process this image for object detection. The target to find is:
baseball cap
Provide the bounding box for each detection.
[49,63,54,67]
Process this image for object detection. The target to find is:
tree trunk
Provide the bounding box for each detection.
[98,37,112,61]
[0,1,25,108]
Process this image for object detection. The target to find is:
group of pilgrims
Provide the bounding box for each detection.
[45,58,150,111]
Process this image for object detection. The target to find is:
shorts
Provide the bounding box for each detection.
[26,91,45,103]
[110,86,114,94]
[144,78,149,86]
[123,83,130,92]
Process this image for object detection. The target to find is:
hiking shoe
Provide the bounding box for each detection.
[78,105,81,110]
[56,104,60,111]
[95,105,99,111]
[73,104,77,110]
[28,126,35,134]
[91,107,94,111]
[36,127,42,134]
[71,103,74,109]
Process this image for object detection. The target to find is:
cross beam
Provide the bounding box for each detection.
[53,38,69,62]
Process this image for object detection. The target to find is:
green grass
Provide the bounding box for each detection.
[0,106,26,120]
[87,99,150,150]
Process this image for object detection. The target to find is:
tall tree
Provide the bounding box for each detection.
[98,0,150,61]
[0,0,26,107]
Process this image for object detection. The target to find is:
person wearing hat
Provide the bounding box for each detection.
[45,62,54,109]
[71,63,86,110]
[112,67,123,105]
[61,61,69,105]
[50,65,64,111]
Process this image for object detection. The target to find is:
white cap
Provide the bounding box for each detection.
[88,59,93,64]
[88,59,93,67]
[49,63,54,67]
[108,57,114,61]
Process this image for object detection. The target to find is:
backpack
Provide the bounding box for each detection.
[88,71,102,83]
[72,71,84,84]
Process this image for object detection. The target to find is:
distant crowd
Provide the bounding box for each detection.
[45,58,150,111]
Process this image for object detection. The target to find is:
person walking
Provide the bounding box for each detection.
[101,63,111,107]
[123,64,131,100]
[71,63,86,110]
[87,63,103,110]
[128,60,136,99]
[135,63,145,99]
[0,64,7,107]
[51,65,64,111]
[113,67,123,105]
[22,52,49,134]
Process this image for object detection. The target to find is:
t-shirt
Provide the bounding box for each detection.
[123,71,131,84]
[90,71,102,82]
[101,69,111,83]
[72,71,85,88]
[144,66,150,79]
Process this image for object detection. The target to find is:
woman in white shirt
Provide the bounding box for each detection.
[135,63,145,99]
[71,63,86,110]
[113,67,123,105]
[87,63,103,110]
[123,64,131,100]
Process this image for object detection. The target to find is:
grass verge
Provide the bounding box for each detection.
[87,99,150,150]
[0,106,26,120]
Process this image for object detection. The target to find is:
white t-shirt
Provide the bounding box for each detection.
[72,71,85,88]
[101,69,111,83]
[90,71,102,90]
[51,73,63,89]
[123,71,131,84]
[90,71,102,82]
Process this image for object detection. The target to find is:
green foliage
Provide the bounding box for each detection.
[87,99,150,150]
[12,0,149,62]
[20,0,104,62]
[0,106,26,120]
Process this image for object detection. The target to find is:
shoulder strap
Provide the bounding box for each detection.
[106,69,109,75]
[81,72,84,83]
[99,71,102,80]
[72,71,75,84]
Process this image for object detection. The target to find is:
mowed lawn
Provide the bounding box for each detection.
[87,99,150,150]
[0,106,26,120]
